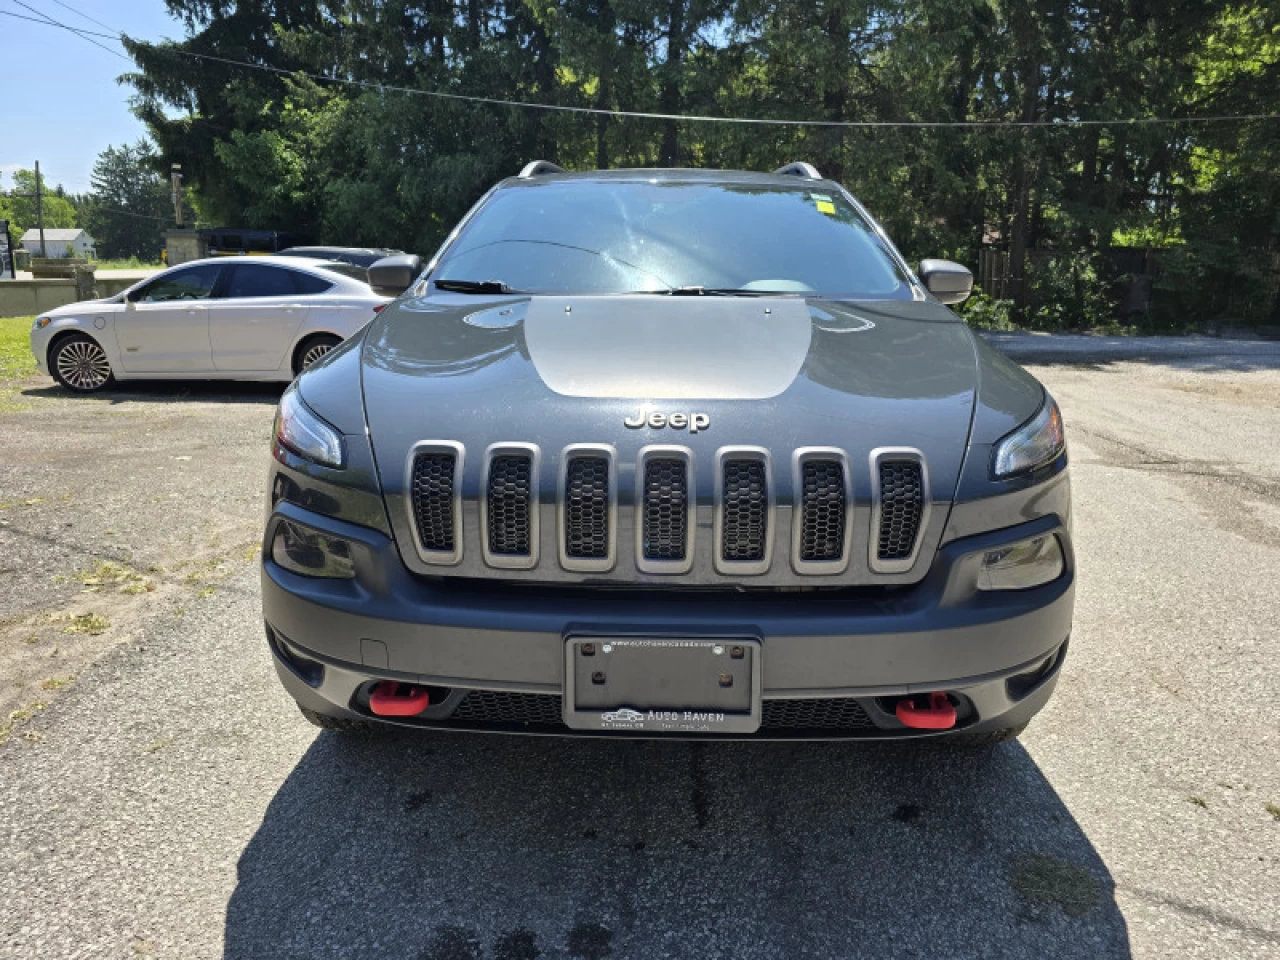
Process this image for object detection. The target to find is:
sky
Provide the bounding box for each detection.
[0,0,189,193]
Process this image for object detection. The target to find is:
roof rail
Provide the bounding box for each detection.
[773,162,822,180]
[517,160,566,179]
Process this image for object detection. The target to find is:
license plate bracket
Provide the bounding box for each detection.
[563,636,762,734]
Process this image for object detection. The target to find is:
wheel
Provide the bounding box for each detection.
[51,333,113,393]
[944,723,1027,747]
[297,704,373,733]
[293,334,342,376]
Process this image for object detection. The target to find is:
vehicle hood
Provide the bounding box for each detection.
[360,293,982,499]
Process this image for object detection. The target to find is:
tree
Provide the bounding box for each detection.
[117,0,1280,329]
[83,140,175,261]
[0,169,78,245]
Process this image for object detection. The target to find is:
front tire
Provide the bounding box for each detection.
[293,334,342,376]
[50,333,113,393]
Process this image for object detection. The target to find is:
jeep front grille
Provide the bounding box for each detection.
[410,449,459,556]
[721,460,767,562]
[564,454,611,561]
[486,454,534,558]
[796,458,847,564]
[876,461,924,561]
[403,442,931,579]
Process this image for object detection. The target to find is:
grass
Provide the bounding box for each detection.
[0,316,37,383]
[90,257,163,271]
[1267,802,1280,821]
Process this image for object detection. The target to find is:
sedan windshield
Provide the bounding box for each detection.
[432,179,914,298]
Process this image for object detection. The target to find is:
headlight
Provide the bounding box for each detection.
[34,316,52,329]
[273,384,345,468]
[271,518,356,579]
[991,395,1065,479]
[977,534,1064,591]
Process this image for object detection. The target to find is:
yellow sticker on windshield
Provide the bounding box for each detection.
[815,199,836,215]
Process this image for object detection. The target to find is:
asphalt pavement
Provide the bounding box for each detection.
[1,335,1278,959]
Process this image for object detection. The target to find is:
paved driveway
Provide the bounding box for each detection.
[0,336,1277,958]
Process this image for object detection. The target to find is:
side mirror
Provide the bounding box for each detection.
[919,259,973,305]
[368,254,424,298]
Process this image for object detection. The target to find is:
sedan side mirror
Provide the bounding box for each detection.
[368,254,424,298]
[919,259,973,305]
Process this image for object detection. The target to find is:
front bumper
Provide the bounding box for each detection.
[262,501,1074,739]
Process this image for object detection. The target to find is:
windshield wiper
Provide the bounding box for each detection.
[433,278,524,295]
[663,286,800,297]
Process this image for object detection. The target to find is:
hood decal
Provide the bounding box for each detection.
[523,295,811,400]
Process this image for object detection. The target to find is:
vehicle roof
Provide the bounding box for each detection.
[180,254,352,270]
[498,168,838,189]
[281,245,401,255]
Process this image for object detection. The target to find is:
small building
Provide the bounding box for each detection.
[19,228,96,259]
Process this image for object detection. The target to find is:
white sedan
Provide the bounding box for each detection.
[30,256,392,392]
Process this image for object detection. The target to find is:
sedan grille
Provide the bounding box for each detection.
[564,456,610,559]
[797,460,846,562]
[410,451,457,553]
[876,460,924,562]
[487,455,533,557]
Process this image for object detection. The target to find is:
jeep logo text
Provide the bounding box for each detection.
[623,408,710,433]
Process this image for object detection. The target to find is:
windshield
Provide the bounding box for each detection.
[432,179,914,298]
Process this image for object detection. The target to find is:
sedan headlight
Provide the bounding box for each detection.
[273,384,345,468]
[977,534,1064,591]
[34,316,52,329]
[992,395,1065,479]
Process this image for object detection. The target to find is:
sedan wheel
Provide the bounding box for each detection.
[52,335,113,392]
[294,335,342,376]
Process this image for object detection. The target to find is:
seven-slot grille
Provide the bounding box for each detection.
[797,459,847,563]
[641,458,689,561]
[410,450,457,553]
[876,460,925,562]
[721,459,768,562]
[487,455,533,557]
[564,455,611,560]
[406,445,928,573]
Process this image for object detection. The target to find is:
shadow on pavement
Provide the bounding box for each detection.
[225,732,1130,959]
[21,379,285,405]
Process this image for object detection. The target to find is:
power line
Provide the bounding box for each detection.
[45,0,115,34]
[13,1,1280,129]
[0,8,113,36]
[6,0,128,59]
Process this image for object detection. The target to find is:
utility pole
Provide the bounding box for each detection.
[34,160,46,257]
[170,164,184,227]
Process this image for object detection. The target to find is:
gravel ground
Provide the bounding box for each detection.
[1,336,1278,959]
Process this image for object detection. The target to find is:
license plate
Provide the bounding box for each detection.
[563,636,762,734]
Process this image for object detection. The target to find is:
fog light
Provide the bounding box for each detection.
[271,518,356,579]
[977,535,1064,591]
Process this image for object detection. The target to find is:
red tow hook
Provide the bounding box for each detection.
[896,692,957,730]
[368,681,431,717]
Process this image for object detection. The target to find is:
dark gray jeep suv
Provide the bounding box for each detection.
[261,161,1072,742]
